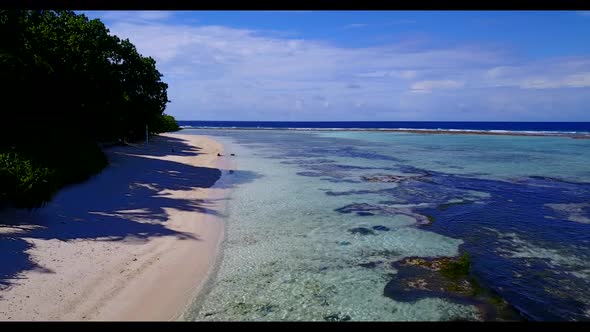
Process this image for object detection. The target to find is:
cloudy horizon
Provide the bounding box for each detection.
[83,11,590,121]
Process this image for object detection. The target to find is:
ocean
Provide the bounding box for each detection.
[180,126,590,321]
[177,121,590,135]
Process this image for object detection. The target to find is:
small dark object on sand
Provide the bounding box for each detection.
[217,153,223,156]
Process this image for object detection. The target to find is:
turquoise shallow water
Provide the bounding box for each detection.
[183,130,590,321]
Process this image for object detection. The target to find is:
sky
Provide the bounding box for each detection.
[81,11,590,121]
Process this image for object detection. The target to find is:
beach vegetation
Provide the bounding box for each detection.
[151,114,181,133]
[0,152,56,208]
[0,10,178,209]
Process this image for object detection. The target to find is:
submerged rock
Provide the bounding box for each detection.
[348,227,376,235]
[357,211,375,216]
[384,254,521,321]
[258,304,277,314]
[397,256,468,274]
[324,312,352,322]
[423,213,435,225]
[361,173,429,183]
[372,225,390,231]
[359,261,383,268]
[324,178,362,184]
[281,158,337,165]
[335,203,433,225]
[296,171,325,177]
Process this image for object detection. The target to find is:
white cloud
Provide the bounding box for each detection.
[398,70,418,79]
[410,80,464,93]
[86,11,174,23]
[562,73,590,87]
[357,70,417,79]
[134,11,173,21]
[83,11,590,121]
[520,72,590,89]
[485,66,513,79]
[520,77,557,89]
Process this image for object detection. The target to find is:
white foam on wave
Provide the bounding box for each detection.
[180,125,590,137]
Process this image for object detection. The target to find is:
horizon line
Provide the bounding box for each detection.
[176,120,590,123]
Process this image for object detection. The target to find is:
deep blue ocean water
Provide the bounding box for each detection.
[178,121,590,134]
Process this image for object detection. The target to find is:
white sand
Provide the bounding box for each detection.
[0,133,233,321]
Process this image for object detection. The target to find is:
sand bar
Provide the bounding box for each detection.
[0,133,232,321]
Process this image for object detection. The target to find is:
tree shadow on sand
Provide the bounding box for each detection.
[0,135,262,291]
[131,135,204,157]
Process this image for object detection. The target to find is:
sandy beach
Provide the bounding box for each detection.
[0,133,232,321]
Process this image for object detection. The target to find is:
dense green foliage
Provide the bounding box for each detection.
[0,153,56,208]
[152,114,181,133]
[0,10,178,209]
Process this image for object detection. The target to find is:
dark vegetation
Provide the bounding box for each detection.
[387,253,520,320]
[439,252,471,280]
[0,10,180,209]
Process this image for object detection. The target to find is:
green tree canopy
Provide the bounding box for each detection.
[0,10,180,208]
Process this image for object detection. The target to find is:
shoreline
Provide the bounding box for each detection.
[180,127,590,139]
[0,133,231,321]
[179,138,236,321]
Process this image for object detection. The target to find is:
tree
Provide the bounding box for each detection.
[0,10,176,208]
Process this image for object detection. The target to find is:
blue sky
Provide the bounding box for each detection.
[81,11,590,121]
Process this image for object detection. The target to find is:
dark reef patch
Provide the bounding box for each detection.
[348,227,376,236]
[359,261,383,268]
[281,158,337,165]
[422,213,435,225]
[307,163,377,171]
[356,211,375,216]
[335,203,433,225]
[326,178,482,207]
[326,189,387,197]
[528,175,590,186]
[296,171,325,177]
[385,254,522,321]
[323,178,362,184]
[361,173,430,183]
[324,312,352,321]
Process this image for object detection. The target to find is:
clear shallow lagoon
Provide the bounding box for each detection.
[183,129,590,321]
